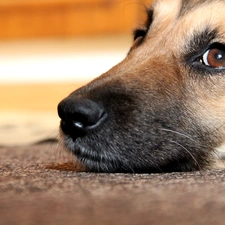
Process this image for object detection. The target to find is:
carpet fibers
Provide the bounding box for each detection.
[1,143,225,225]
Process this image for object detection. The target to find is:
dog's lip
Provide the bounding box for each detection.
[73,148,124,173]
[63,140,118,170]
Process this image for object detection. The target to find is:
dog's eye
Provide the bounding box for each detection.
[133,29,146,42]
[201,48,225,68]
[130,29,146,51]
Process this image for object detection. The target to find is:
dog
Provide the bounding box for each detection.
[58,0,225,173]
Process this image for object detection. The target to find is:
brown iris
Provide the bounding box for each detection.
[203,48,225,68]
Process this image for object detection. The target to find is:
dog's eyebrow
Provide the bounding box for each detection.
[185,28,217,58]
[190,28,216,49]
[133,8,154,41]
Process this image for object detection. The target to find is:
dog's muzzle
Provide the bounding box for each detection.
[58,98,107,139]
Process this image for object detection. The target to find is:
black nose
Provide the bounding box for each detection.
[58,98,106,138]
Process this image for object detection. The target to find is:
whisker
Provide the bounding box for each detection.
[161,128,197,143]
[170,140,202,171]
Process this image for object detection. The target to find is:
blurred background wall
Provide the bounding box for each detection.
[0,0,151,39]
[0,0,152,145]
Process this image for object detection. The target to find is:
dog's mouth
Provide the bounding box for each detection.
[61,131,132,173]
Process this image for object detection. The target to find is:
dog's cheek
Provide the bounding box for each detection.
[183,82,225,152]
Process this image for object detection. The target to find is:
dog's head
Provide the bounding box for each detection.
[58,0,225,173]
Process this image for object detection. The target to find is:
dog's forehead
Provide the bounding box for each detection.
[179,0,219,16]
[147,0,225,48]
[152,0,223,14]
[151,0,225,19]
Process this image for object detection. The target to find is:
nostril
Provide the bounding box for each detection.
[58,98,106,136]
[72,110,106,129]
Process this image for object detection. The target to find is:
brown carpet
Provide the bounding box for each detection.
[1,142,225,225]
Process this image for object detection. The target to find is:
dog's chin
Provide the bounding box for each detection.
[62,135,125,173]
[61,130,165,173]
[62,136,153,173]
